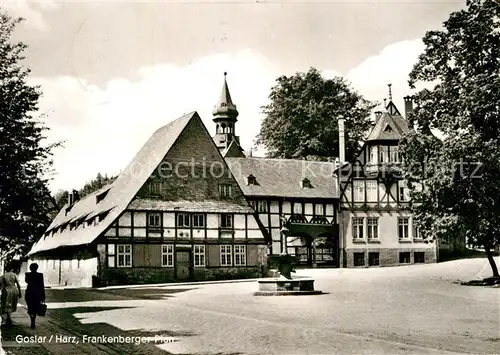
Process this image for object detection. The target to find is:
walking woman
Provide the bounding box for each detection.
[25,263,45,329]
[0,262,21,327]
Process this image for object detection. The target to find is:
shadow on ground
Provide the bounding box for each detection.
[45,287,196,302]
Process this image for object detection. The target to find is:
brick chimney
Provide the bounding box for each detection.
[404,95,414,119]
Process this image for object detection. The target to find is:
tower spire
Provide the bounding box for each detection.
[388,83,393,101]
[212,72,238,119]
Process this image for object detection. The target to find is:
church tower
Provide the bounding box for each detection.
[212,72,242,154]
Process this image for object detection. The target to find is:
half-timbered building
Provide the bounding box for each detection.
[338,93,438,267]
[27,111,269,287]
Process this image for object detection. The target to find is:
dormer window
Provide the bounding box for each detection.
[96,189,110,203]
[247,174,257,186]
[301,178,313,188]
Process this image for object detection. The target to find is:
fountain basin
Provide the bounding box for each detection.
[254,277,322,296]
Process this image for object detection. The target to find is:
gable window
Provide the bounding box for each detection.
[258,201,268,213]
[398,218,410,239]
[192,214,205,228]
[366,180,377,202]
[220,214,233,229]
[367,218,378,240]
[353,180,365,202]
[220,245,232,266]
[148,212,161,228]
[352,217,364,240]
[234,245,246,266]
[149,181,162,195]
[117,244,132,267]
[177,213,190,228]
[193,245,205,267]
[219,184,232,198]
[161,245,174,267]
[247,174,257,186]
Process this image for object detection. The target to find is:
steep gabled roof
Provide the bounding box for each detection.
[225,157,339,199]
[28,112,196,256]
[366,110,410,142]
[222,140,245,158]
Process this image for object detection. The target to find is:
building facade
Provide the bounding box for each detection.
[338,95,438,267]
[28,75,445,287]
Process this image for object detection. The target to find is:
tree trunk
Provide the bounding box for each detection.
[485,246,499,278]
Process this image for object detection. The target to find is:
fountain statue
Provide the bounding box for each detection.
[254,227,322,296]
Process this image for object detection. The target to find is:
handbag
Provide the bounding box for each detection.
[38,303,47,317]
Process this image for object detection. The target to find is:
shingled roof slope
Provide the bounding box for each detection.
[28,112,196,256]
[366,111,410,142]
[225,157,339,199]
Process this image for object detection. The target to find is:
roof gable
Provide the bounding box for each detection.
[366,111,410,142]
[222,140,245,158]
[28,112,196,255]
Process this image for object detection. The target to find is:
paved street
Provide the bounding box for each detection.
[1,257,499,354]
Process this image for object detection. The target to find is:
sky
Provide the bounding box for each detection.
[1,0,465,193]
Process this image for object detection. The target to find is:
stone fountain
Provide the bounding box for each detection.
[254,253,322,296]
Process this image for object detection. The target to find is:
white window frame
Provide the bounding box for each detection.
[193,245,205,267]
[353,180,365,202]
[220,214,233,229]
[234,245,246,266]
[366,180,377,202]
[52,259,56,270]
[177,213,190,228]
[107,244,115,268]
[117,244,132,268]
[398,218,410,239]
[314,203,324,216]
[192,214,205,228]
[379,146,388,163]
[219,184,232,198]
[148,212,161,228]
[161,245,174,267]
[369,146,378,163]
[293,202,303,215]
[352,217,364,240]
[389,146,399,163]
[220,245,232,266]
[367,218,379,239]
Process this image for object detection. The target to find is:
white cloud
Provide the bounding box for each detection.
[3,0,59,31]
[32,49,278,192]
[347,39,425,111]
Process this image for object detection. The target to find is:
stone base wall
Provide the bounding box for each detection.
[99,266,263,286]
[345,248,436,268]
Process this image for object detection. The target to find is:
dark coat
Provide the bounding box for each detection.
[25,272,45,315]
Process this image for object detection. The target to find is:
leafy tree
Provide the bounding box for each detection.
[0,13,59,261]
[256,67,375,162]
[79,173,116,198]
[401,0,500,277]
